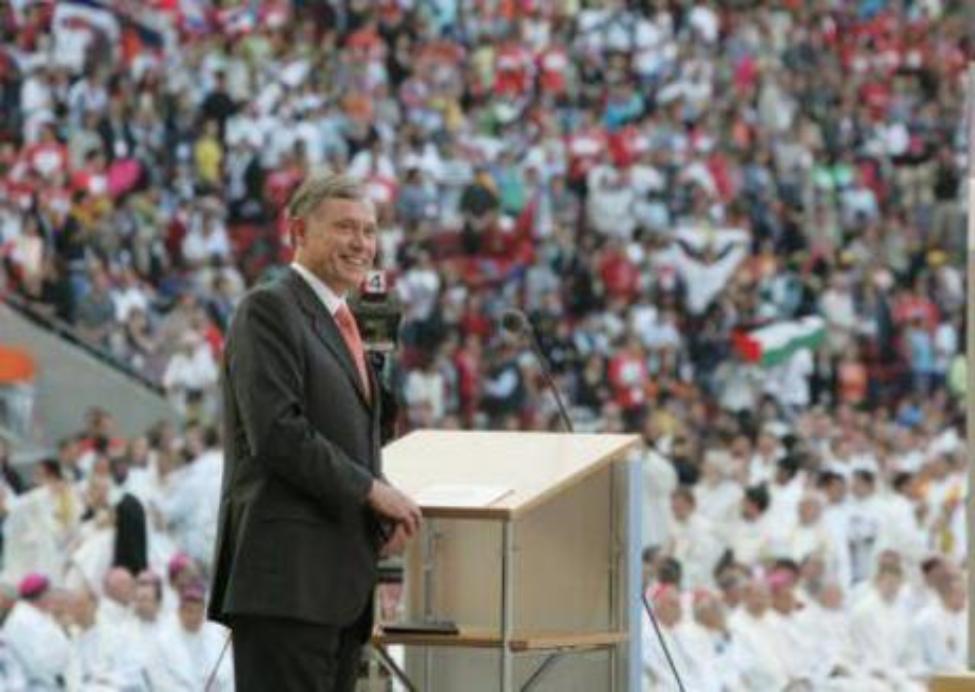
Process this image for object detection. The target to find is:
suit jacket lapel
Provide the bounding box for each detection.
[284,270,373,410]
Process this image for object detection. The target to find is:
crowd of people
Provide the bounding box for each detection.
[0,415,231,689]
[0,0,971,689]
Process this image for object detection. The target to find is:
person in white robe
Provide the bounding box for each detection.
[796,581,889,691]
[94,568,135,633]
[667,487,725,588]
[847,470,883,585]
[108,454,160,511]
[694,455,743,556]
[726,578,792,691]
[641,585,711,692]
[714,563,749,617]
[875,473,929,576]
[161,332,219,417]
[746,430,784,485]
[818,471,853,589]
[784,493,839,577]
[63,588,132,691]
[2,575,71,690]
[686,589,750,691]
[2,461,83,586]
[765,569,819,684]
[157,584,233,691]
[67,574,186,692]
[763,456,805,546]
[911,571,966,676]
[63,479,115,598]
[849,558,925,690]
[893,554,947,619]
[641,422,677,549]
[153,429,223,572]
[728,485,774,566]
[0,633,28,691]
[128,572,195,690]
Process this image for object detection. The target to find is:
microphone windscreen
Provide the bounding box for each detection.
[500,309,527,335]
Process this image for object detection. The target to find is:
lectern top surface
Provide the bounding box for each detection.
[381,430,640,519]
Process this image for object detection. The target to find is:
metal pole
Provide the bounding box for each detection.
[966,62,975,670]
[608,466,618,692]
[422,521,436,688]
[500,521,514,692]
[628,456,643,692]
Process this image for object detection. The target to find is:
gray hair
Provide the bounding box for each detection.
[286,172,366,221]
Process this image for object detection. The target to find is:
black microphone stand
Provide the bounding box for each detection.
[520,322,574,433]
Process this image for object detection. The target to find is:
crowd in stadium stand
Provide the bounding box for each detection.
[0,0,971,689]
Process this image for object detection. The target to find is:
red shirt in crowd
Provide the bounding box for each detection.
[22,141,69,180]
[494,41,535,96]
[598,247,639,302]
[608,347,648,411]
[567,125,607,183]
[608,124,649,168]
[537,45,569,95]
[894,291,939,332]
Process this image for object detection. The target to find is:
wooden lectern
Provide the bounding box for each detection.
[372,430,641,692]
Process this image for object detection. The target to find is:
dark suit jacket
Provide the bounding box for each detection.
[209,268,384,628]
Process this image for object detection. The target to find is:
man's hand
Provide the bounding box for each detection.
[379,524,410,558]
[367,480,421,536]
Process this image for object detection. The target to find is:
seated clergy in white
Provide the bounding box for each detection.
[95,567,136,632]
[727,577,791,691]
[667,487,726,588]
[764,567,821,683]
[2,461,83,586]
[157,582,233,691]
[728,484,775,566]
[693,451,742,545]
[911,569,966,676]
[849,554,925,690]
[784,493,838,574]
[641,584,713,692]
[684,588,751,690]
[2,574,71,688]
[129,570,196,690]
[0,631,28,691]
[63,588,130,691]
[796,580,898,691]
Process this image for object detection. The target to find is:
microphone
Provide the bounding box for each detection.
[499,309,574,433]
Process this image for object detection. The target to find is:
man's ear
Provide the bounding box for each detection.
[289,216,305,248]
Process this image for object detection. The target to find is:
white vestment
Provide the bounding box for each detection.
[849,588,924,689]
[3,601,71,689]
[158,620,233,691]
[669,514,726,588]
[727,609,790,691]
[641,615,713,692]
[911,601,966,676]
[642,448,677,549]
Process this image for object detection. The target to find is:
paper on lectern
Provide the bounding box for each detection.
[414,484,511,508]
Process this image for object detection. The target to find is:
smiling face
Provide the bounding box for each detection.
[292,196,377,295]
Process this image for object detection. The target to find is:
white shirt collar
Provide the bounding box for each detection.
[290,262,345,316]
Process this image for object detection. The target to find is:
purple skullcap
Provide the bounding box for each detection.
[168,552,192,582]
[18,573,49,600]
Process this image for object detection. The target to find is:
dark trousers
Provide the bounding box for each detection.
[230,609,370,692]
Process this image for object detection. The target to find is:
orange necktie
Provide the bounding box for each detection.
[334,304,370,399]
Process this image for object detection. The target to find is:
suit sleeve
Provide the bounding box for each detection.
[228,289,374,513]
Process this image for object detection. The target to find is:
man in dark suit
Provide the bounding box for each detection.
[209,173,422,691]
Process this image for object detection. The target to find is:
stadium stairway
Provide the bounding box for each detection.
[0,295,178,458]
